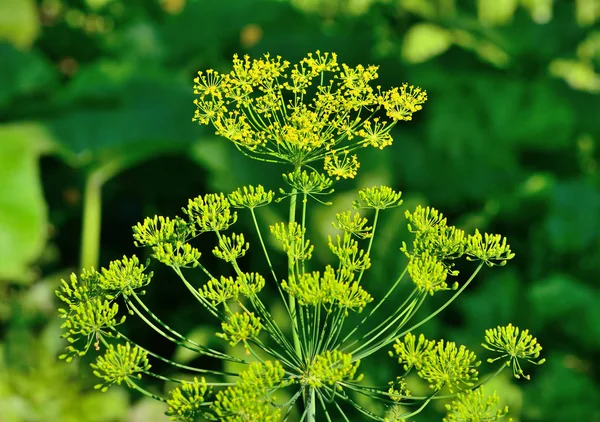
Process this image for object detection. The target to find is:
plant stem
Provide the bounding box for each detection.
[288,184,302,359]
[308,387,316,422]
[80,171,102,269]
[80,161,122,269]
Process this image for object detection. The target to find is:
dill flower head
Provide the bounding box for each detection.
[418,340,480,393]
[193,51,427,177]
[483,324,546,380]
[211,360,286,421]
[443,386,511,422]
[91,342,150,392]
[303,350,363,389]
[166,377,210,422]
[390,332,435,371]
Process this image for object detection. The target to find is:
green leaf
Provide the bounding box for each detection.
[0,43,57,108]
[477,0,518,26]
[0,0,40,49]
[0,123,55,282]
[402,23,453,64]
[47,61,200,168]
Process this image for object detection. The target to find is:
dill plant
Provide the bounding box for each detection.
[57,51,545,421]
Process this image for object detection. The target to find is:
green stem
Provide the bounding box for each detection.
[356,208,379,285]
[308,387,316,422]
[301,192,308,275]
[80,161,123,269]
[127,379,167,402]
[288,182,302,359]
[398,262,485,337]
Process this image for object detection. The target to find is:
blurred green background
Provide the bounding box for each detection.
[1,0,599,421]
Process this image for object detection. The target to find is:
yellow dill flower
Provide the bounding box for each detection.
[304,350,362,388]
[380,83,428,121]
[408,252,456,295]
[466,229,515,267]
[390,332,435,371]
[166,377,210,422]
[91,343,150,392]
[328,232,371,272]
[418,340,480,393]
[324,151,360,180]
[359,118,394,149]
[193,51,426,176]
[483,324,545,380]
[443,386,510,422]
[211,361,286,421]
[354,186,403,210]
[212,233,250,262]
[228,185,274,209]
[332,211,373,239]
[217,311,262,352]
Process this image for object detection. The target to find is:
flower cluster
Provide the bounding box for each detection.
[401,205,514,293]
[200,272,265,305]
[228,185,274,209]
[166,377,211,422]
[55,51,545,422]
[193,51,427,178]
[133,215,200,267]
[282,169,334,202]
[270,221,314,261]
[56,259,150,361]
[282,266,373,314]
[304,350,362,388]
[211,361,287,421]
[391,333,479,393]
[483,323,546,379]
[443,387,510,422]
[333,211,373,239]
[353,185,403,210]
[217,311,263,352]
[91,342,150,391]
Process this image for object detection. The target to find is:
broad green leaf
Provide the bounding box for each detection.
[0,0,40,49]
[402,23,452,63]
[49,62,200,169]
[0,123,55,282]
[0,44,57,109]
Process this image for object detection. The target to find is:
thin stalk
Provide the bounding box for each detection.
[127,291,233,359]
[316,390,334,422]
[127,379,167,402]
[172,266,223,320]
[398,262,484,337]
[301,192,308,275]
[113,329,242,376]
[344,289,419,351]
[288,182,302,359]
[308,387,316,422]
[356,208,380,285]
[80,161,122,269]
[355,263,485,360]
[338,269,411,349]
[351,296,422,359]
